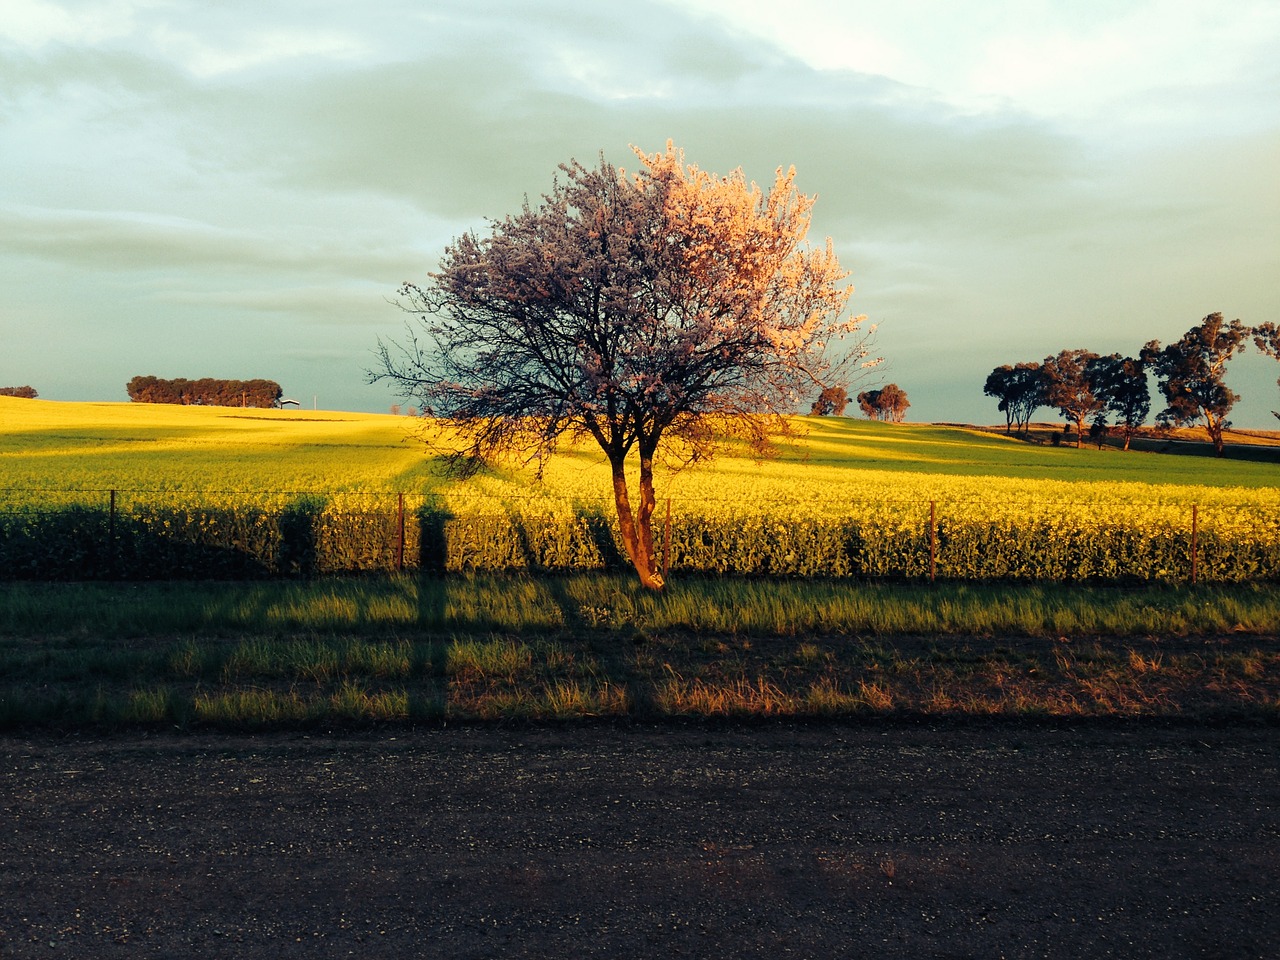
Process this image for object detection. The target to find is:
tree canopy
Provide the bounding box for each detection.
[1041,349,1104,448]
[372,142,878,589]
[855,384,909,422]
[1085,353,1150,450]
[983,363,1046,436]
[127,376,283,408]
[1141,313,1249,457]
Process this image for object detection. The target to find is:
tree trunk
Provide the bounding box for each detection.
[609,460,664,591]
[1206,415,1225,457]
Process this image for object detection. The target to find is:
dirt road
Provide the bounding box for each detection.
[2,720,1277,958]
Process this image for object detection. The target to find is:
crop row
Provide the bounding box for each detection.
[0,497,1275,583]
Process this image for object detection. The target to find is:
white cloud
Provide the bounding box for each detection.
[146,25,371,77]
[676,0,1280,127]
[0,0,148,48]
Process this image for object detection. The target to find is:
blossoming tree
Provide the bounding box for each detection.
[373,143,878,589]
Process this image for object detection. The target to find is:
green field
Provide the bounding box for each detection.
[3,396,1279,493]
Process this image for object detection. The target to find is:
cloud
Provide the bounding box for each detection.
[0,0,147,49]
[0,0,1276,422]
[0,205,423,283]
[146,25,371,78]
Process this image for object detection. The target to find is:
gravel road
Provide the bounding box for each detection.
[2,720,1277,959]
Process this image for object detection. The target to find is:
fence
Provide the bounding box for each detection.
[0,488,1275,584]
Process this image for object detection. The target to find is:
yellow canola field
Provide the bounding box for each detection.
[2,398,1277,581]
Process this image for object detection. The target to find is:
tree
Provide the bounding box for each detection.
[0,386,37,398]
[372,143,878,590]
[126,376,283,407]
[810,386,849,416]
[1141,313,1249,457]
[856,384,909,422]
[1252,322,1280,422]
[876,383,909,422]
[983,363,1046,436]
[855,388,881,419]
[1040,349,1103,449]
[1085,354,1149,450]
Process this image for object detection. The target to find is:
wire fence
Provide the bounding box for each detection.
[0,487,1275,584]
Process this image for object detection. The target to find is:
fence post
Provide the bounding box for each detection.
[396,492,405,572]
[662,497,672,580]
[1191,504,1198,586]
[109,489,116,542]
[929,500,937,584]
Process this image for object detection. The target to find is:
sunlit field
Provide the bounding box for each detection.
[0,398,437,494]
[4,396,1278,496]
[2,397,1278,581]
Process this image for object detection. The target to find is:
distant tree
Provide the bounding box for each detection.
[127,376,282,408]
[1252,322,1280,422]
[1085,354,1150,451]
[810,385,849,416]
[983,362,1046,436]
[1041,349,1104,449]
[1141,313,1250,457]
[0,386,37,398]
[371,143,878,590]
[877,383,909,422]
[855,384,909,422]
[126,375,171,403]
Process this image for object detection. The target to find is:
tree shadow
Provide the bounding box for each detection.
[277,496,325,577]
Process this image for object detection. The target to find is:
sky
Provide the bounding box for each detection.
[2,0,1278,426]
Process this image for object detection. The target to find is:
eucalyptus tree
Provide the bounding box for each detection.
[1041,349,1104,449]
[1142,313,1250,457]
[856,384,909,422]
[1085,353,1150,451]
[983,362,1046,436]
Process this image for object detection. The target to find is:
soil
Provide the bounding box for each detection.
[2,719,1277,959]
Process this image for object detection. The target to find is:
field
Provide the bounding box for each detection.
[3,396,1280,582]
[2,398,1278,957]
[1,396,1278,729]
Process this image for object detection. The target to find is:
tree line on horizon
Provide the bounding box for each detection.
[984,313,1280,456]
[126,376,283,408]
[810,384,910,422]
[0,386,38,399]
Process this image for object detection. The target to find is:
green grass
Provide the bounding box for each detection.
[4,575,1280,638]
[0,575,1276,729]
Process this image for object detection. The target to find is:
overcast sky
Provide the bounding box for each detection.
[2,0,1278,425]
